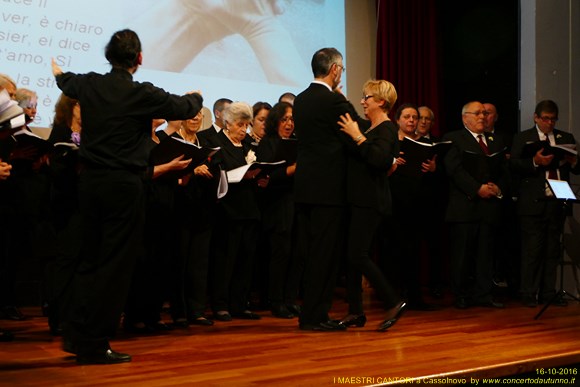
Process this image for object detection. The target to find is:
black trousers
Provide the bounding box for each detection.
[172,226,212,320]
[210,219,259,314]
[345,206,399,315]
[65,168,145,354]
[45,211,82,331]
[519,201,565,300]
[449,221,495,302]
[296,203,346,325]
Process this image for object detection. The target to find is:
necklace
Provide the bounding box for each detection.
[224,129,242,146]
[179,128,197,144]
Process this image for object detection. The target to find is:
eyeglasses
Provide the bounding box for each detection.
[464,111,489,117]
[280,116,294,123]
[335,63,345,73]
[362,95,373,102]
[539,116,558,123]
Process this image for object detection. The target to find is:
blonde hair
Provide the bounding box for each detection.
[363,80,397,112]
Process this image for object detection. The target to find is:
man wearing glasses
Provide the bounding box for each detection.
[510,100,580,308]
[293,47,360,331]
[443,101,508,310]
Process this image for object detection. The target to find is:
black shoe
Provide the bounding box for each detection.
[213,311,232,322]
[0,329,14,342]
[232,311,261,320]
[172,318,190,328]
[150,322,174,331]
[1,306,25,321]
[378,301,407,332]
[188,316,214,326]
[62,338,77,355]
[271,304,294,319]
[522,296,537,308]
[50,325,64,336]
[430,288,443,299]
[475,300,504,309]
[454,297,470,309]
[338,314,366,327]
[299,320,347,332]
[286,303,302,316]
[76,349,132,365]
[407,301,438,311]
[123,321,155,334]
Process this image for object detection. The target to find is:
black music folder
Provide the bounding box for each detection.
[461,148,506,183]
[149,136,219,179]
[396,137,451,177]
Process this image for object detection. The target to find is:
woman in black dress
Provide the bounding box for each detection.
[337,80,407,331]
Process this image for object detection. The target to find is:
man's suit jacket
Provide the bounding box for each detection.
[491,128,514,154]
[197,125,220,147]
[443,128,508,224]
[510,127,580,216]
[293,82,357,206]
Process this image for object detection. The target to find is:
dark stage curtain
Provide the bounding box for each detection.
[375,0,444,136]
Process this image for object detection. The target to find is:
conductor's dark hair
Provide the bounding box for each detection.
[534,100,559,116]
[265,102,292,136]
[311,48,342,78]
[105,29,142,69]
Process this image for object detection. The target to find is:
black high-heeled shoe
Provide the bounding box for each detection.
[338,314,367,327]
[378,301,407,332]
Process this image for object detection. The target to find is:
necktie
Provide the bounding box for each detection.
[543,134,558,179]
[477,135,490,156]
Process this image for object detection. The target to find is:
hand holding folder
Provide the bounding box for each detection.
[396,137,451,177]
[149,136,219,179]
[226,160,285,183]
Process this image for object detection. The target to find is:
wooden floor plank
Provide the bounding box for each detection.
[1,291,579,386]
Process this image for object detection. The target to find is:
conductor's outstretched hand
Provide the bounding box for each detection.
[51,58,63,77]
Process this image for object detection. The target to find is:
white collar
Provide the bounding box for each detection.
[312,80,332,92]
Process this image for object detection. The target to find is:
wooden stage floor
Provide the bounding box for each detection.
[1,290,579,386]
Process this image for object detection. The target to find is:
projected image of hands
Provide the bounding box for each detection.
[129,0,324,87]
[1,0,341,128]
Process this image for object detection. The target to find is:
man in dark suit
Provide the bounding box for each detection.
[483,102,520,296]
[417,106,448,300]
[510,100,580,307]
[293,47,357,331]
[197,98,232,146]
[483,103,513,155]
[443,101,508,309]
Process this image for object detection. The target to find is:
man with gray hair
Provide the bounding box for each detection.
[293,47,360,331]
[443,101,508,310]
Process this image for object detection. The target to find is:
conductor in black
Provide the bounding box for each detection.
[52,29,203,364]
